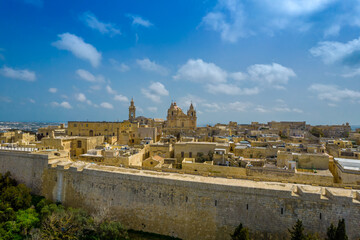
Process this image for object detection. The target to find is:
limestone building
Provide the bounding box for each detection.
[129,98,136,122]
[165,102,196,131]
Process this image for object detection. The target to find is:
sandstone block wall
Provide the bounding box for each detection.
[1,151,360,240]
[0,151,48,194]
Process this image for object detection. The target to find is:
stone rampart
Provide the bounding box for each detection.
[1,151,360,240]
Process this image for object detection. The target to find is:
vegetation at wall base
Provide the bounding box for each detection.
[230,223,249,240]
[127,230,181,240]
[0,171,129,240]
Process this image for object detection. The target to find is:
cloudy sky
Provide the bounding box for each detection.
[1,0,360,125]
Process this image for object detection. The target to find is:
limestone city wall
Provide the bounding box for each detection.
[1,151,360,240]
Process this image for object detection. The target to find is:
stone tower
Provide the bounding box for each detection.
[129,98,136,122]
[187,102,197,129]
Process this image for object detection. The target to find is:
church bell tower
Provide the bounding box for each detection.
[129,98,136,122]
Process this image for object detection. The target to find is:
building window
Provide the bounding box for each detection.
[181,152,184,158]
[189,152,192,158]
[86,124,88,127]
[215,200,217,206]
[74,124,77,127]
[77,141,82,148]
[281,208,283,215]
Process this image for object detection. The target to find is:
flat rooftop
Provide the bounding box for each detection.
[335,158,360,171]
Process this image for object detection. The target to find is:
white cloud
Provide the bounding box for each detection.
[255,106,269,113]
[75,93,93,106]
[310,36,360,65]
[148,82,169,96]
[174,59,293,95]
[147,107,158,113]
[309,84,360,102]
[254,103,303,113]
[51,101,72,109]
[76,69,105,83]
[114,94,129,103]
[273,107,303,113]
[52,33,102,67]
[100,102,113,109]
[174,59,227,83]
[80,12,120,36]
[202,103,223,112]
[206,83,259,95]
[227,101,252,112]
[90,85,102,91]
[247,63,296,86]
[202,0,247,43]
[262,0,335,16]
[29,98,35,104]
[0,66,36,81]
[141,82,169,103]
[141,89,161,103]
[136,58,168,75]
[49,88,57,93]
[106,85,117,95]
[128,15,153,27]
[230,71,247,81]
[201,0,339,42]
[109,59,130,72]
[324,24,341,37]
[178,94,205,109]
[292,108,303,113]
[342,68,360,78]
[75,93,87,102]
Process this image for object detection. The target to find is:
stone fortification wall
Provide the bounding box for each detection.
[0,151,48,194]
[1,151,360,240]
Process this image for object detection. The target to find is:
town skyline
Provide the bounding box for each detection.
[1,0,360,125]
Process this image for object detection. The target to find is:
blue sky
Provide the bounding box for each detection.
[1,0,360,125]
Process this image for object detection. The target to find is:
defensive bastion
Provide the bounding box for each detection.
[0,150,360,240]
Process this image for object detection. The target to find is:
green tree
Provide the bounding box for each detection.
[1,184,32,211]
[95,221,129,240]
[208,150,214,161]
[326,219,348,240]
[335,219,348,240]
[40,206,94,240]
[0,201,15,222]
[231,223,249,240]
[15,208,40,236]
[0,220,22,240]
[310,127,324,138]
[196,152,206,162]
[326,223,337,240]
[289,220,306,240]
[0,172,18,190]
